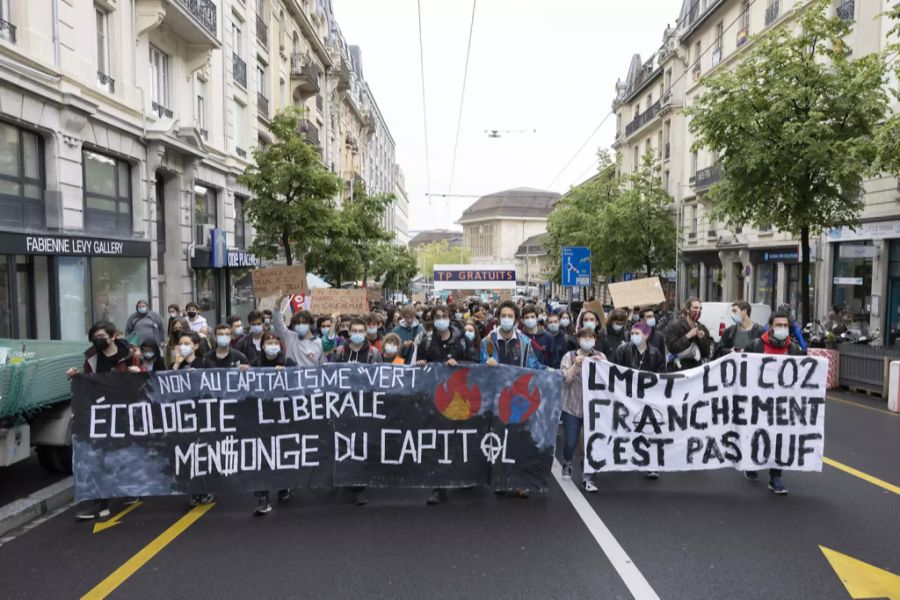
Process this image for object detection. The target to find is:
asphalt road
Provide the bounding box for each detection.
[0,393,897,600]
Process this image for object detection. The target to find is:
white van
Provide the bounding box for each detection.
[697,301,772,342]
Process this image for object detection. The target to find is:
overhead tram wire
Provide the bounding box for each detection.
[417,0,432,201]
[447,0,478,197]
[555,0,762,192]
[544,111,613,189]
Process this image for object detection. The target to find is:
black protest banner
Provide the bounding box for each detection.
[581,354,828,474]
[71,364,563,501]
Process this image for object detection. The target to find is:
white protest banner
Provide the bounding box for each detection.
[581,354,827,473]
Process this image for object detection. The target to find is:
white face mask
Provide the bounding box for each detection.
[384,343,398,355]
[645,317,656,328]
[547,323,560,333]
[579,339,595,352]
[560,318,571,328]
[233,325,244,336]
[771,327,789,341]
[582,320,597,331]
[264,344,281,358]
[179,344,193,357]
[630,333,645,346]
[523,318,538,329]
[500,317,516,332]
[216,335,231,348]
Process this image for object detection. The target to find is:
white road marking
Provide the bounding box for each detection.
[553,459,660,600]
[0,502,73,547]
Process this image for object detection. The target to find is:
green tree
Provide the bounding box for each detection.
[877,4,900,172]
[597,149,676,278]
[544,152,618,282]
[686,0,892,327]
[238,107,342,265]
[415,239,471,278]
[372,243,419,296]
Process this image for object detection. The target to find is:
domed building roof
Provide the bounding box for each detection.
[457,187,559,224]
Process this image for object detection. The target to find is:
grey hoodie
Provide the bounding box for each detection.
[272,306,324,367]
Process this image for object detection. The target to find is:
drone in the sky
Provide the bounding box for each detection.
[484,128,537,139]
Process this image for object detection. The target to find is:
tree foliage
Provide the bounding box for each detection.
[238,107,342,265]
[372,243,419,293]
[686,0,893,326]
[415,240,471,278]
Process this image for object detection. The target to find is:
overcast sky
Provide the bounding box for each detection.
[333,0,676,233]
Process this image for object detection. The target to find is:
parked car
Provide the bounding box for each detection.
[697,302,772,343]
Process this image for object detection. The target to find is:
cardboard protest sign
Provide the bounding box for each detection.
[412,292,426,303]
[310,288,368,315]
[499,290,512,301]
[70,364,564,499]
[581,354,828,473]
[608,277,665,308]
[253,265,309,299]
[366,285,382,303]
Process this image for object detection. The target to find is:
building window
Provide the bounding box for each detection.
[194,184,217,245]
[689,205,698,239]
[95,6,113,93]
[0,122,44,231]
[83,150,132,236]
[687,263,700,298]
[232,21,243,59]
[690,150,698,178]
[832,242,873,322]
[196,78,207,138]
[0,0,15,44]
[233,100,245,155]
[706,265,722,302]
[692,41,701,78]
[712,22,723,66]
[149,45,170,113]
[754,263,777,309]
[737,0,751,46]
[632,146,639,172]
[234,195,246,249]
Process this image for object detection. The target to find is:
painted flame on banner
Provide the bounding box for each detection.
[434,369,482,420]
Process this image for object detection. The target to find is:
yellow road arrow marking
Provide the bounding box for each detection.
[82,503,215,599]
[92,501,143,534]
[820,546,900,600]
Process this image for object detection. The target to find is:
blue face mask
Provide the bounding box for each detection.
[547,323,560,333]
[294,324,310,337]
[320,327,330,336]
[250,325,263,335]
[350,333,365,345]
[434,319,450,332]
[137,306,148,314]
[645,317,656,328]
[464,331,476,341]
[731,313,742,324]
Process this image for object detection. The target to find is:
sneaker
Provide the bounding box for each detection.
[199,493,214,504]
[645,471,660,480]
[276,488,293,502]
[123,496,141,506]
[744,470,759,482]
[583,479,598,493]
[254,494,272,515]
[426,488,447,505]
[188,495,200,508]
[768,477,789,495]
[561,463,573,481]
[75,500,110,521]
[353,487,368,506]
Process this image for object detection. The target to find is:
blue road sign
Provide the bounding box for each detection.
[561,246,591,287]
[623,272,634,282]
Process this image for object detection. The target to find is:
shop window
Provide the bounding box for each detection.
[196,268,219,327]
[230,268,255,321]
[83,150,132,237]
[194,185,217,245]
[0,122,44,231]
[705,264,722,302]
[687,263,700,299]
[754,263,777,309]
[832,242,873,322]
[57,257,90,341]
[91,256,149,332]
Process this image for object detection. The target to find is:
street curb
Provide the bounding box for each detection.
[0,477,73,537]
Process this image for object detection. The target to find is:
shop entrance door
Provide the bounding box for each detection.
[0,255,36,338]
[888,278,900,348]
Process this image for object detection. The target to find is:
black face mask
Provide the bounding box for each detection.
[187,311,197,318]
[92,337,109,351]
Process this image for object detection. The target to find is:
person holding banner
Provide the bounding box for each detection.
[664,297,712,371]
[559,327,605,492]
[381,333,407,365]
[334,318,382,505]
[578,308,613,357]
[742,311,806,495]
[171,331,205,371]
[225,315,245,348]
[249,332,298,515]
[481,301,544,371]
[462,321,482,363]
[68,320,142,520]
[273,298,325,367]
[520,304,551,366]
[201,324,250,369]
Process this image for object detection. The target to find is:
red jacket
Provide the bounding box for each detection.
[83,339,141,374]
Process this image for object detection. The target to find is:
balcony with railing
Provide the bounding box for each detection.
[256,13,267,49]
[836,0,854,21]
[233,53,247,88]
[97,71,115,94]
[144,0,219,47]
[257,92,268,118]
[151,101,173,119]
[624,99,661,137]
[692,165,722,191]
[711,47,722,67]
[691,61,701,81]
[0,17,16,44]
[664,142,671,160]
[299,119,320,147]
[765,1,780,26]
[290,53,320,97]
[236,146,247,158]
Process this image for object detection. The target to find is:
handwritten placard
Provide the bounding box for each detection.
[252,265,309,299]
[310,288,369,315]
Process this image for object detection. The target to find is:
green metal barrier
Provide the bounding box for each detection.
[0,339,86,419]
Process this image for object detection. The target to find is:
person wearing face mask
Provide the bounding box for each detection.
[542,313,568,369]
[559,327,606,493]
[125,299,165,347]
[67,320,142,520]
[167,304,181,326]
[481,301,544,370]
[364,313,384,353]
[639,307,667,358]
[201,324,250,369]
[605,308,629,351]
[274,297,325,367]
[226,315,245,348]
[558,310,576,348]
[236,311,267,363]
[261,309,275,332]
[767,303,807,351]
[461,321,481,362]
[743,311,805,495]
[165,317,203,368]
[392,304,424,363]
[717,301,765,357]
[333,318,382,506]
[249,331,298,515]
[381,333,407,365]
[184,302,208,335]
[519,304,551,367]
[129,341,166,372]
[664,297,712,371]
[317,316,343,359]
[577,309,613,356]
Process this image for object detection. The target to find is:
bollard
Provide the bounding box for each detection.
[889,361,900,413]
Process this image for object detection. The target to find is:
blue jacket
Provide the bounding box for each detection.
[392,322,424,360]
[480,330,544,370]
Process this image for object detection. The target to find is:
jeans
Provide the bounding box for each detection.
[561,412,582,463]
